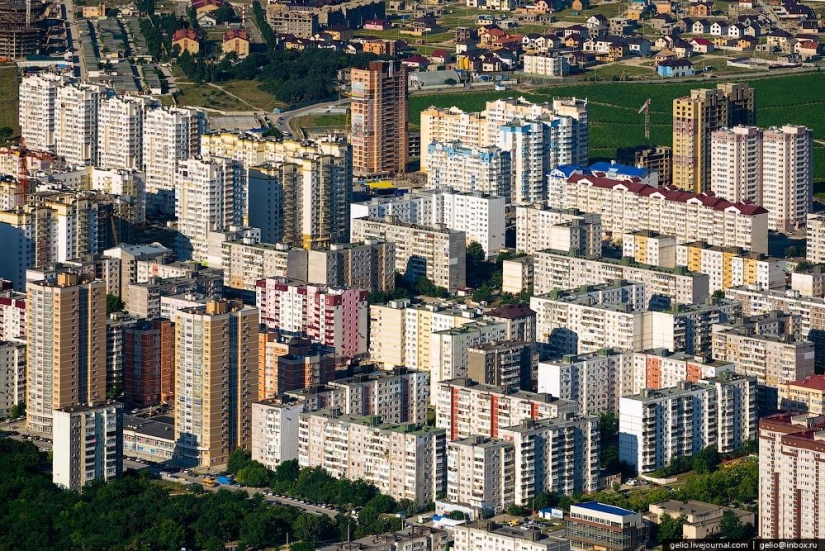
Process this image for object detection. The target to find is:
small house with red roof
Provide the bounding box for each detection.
[689,37,714,53]
[172,28,200,54]
[191,0,224,14]
[430,49,450,63]
[222,28,250,57]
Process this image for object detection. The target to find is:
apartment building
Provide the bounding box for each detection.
[298,410,446,507]
[350,61,408,177]
[672,83,755,193]
[424,142,512,199]
[533,248,709,307]
[515,205,602,256]
[619,375,756,473]
[467,340,533,392]
[431,320,508,392]
[251,396,304,469]
[175,156,244,262]
[446,436,515,516]
[103,243,170,304]
[400,303,481,372]
[617,145,673,186]
[502,256,534,295]
[0,342,25,417]
[0,286,26,341]
[53,402,123,490]
[538,349,634,416]
[622,231,677,268]
[763,125,814,233]
[712,312,815,408]
[566,502,647,551]
[435,378,578,440]
[779,375,825,415]
[174,300,258,467]
[126,269,224,320]
[759,413,825,539]
[368,299,409,368]
[97,95,148,171]
[26,273,107,435]
[420,108,490,169]
[55,83,100,167]
[499,413,601,503]
[222,241,308,292]
[258,332,337,399]
[351,217,467,292]
[123,319,174,406]
[522,53,568,76]
[143,106,203,214]
[552,172,769,253]
[648,500,754,540]
[710,125,762,203]
[676,241,785,293]
[453,521,570,551]
[807,213,825,264]
[633,349,734,392]
[307,240,395,293]
[19,72,66,152]
[351,189,506,256]
[791,266,825,298]
[256,277,368,359]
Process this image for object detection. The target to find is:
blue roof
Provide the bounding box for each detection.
[589,161,649,178]
[554,164,587,177]
[574,501,636,517]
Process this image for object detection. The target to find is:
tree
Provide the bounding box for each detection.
[447,510,465,520]
[6,402,24,419]
[227,448,253,474]
[718,509,747,540]
[472,283,493,304]
[507,505,528,516]
[444,78,457,85]
[532,492,559,510]
[106,294,124,315]
[657,513,686,543]
[712,290,726,299]
[237,462,271,487]
[692,446,721,475]
[213,3,237,23]
[0,127,13,139]
[293,512,334,543]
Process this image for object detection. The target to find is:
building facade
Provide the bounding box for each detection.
[53,402,123,490]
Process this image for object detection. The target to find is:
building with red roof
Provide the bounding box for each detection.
[779,374,825,415]
[172,28,200,54]
[222,28,250,57]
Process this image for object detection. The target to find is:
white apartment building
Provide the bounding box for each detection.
[553,172,769,253]
[19,73,67,152]
[0,288,26,341]
[88,167,147,225]
[351,189,506,256]
[453,521,570,551]
[759,413,825,539]
[430,319,508,393]
[762,125,813,234]
[676,241,785,294]
[502,256,534,295]
[533,248,710,307]
[619,375,756,473]
[420,107,490,169]
[351,217,467,292]
[622,231,678,268]
[447,436,515,516]
[710,126,762,204]
[175,156,244,262]
[256,277,368,359]
[522,54,568,77]
[632,349,734,392]
[807,213,825,264]
[424,142,512,199]
[515,205,602,256]
[298,410,446,507]
[222,241,308,292]
[251,398,303,470]
[55,83,101,167]
[307,241,395,293]
[499,413,601,503]
[0,342,25,417]
[369,299,411,368]
[538,350,634,416]
[53,402,123,491]
[435,378,579,440]
[97,95,149,170]
[143,106,203,214]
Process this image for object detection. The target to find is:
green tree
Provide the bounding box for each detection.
[6,402,25,418]
[692,446,721,475]
[106,294,124,314]
[532,492,559,510]
[227,448,253,474]
[657,513,686,543]
[237,462,271,487]
[0,127,13,139]
[718,509,747,540]
[472,283,493,304]
[712,289,726,299]
[447,510,466,520]
[507,505,528,516]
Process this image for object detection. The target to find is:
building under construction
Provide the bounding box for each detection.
[0,0,63,58]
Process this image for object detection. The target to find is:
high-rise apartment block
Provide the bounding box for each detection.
[26,273,107,435]
[0,342,25,417]
[672,83,755,193]
[257,333,337,399]
[622,231,678,267]
[251,396,304,469]
[710,125,763,204]
[446,436,515,516]
[246,137,353,248]
[807,213,825,264]
[19,73,66,152]
[676,241,785,293]
[779,375,825,415]
[551,172,769,253]
[436,378,578,440]
[515,205,602,256]
[256,277,368,359]
[174,300,258,467]
[467,340,533,391]
[351,189,506,256]
[55,83,101,167]
[0,285,26,341]
[351,217,467,292]
[759,413,825,539]
[350,61,408,177]
[123,319,174,406]
[97,95,148,170]
[424,142,511,199]
[619,375,756,473]
[299,409,445,507]
[175,156,245,262]
[431,320,508,392]
[53,402,123,490]
[420,107,490,169]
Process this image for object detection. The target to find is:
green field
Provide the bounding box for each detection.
[0,65,20,137]
[410,72,825,181]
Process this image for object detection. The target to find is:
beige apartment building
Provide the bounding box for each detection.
[350,61,408,177]
[298,409,446,507]
[807,213,825,264]
[778,375,825,415]
[622,230,678,267]
[368,299,410,368]
[672,83,755,193]
[420,107,490,170]
[26,273,107,435]
[515,205,602,256]
[174,300,258,467]
[676,241,785,293]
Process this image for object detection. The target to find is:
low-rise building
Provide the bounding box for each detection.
[778,375,825,415]
[566,502,647,551]
[648,500,755,540]
[123,415,176,462]
[454,521,570,551]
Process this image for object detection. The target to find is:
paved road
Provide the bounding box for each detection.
[276,97,350,136]
[63,0,87,81]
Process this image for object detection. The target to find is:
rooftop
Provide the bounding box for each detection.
[786,374,825,391]
[572,501,637,517]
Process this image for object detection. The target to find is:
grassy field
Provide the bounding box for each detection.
[294,113,348,129]
[218,80,284,112]
[410,71,825,181]
[0,65,20,137]
[175,82,250,111]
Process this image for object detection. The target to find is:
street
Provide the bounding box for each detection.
[62,0,87,81]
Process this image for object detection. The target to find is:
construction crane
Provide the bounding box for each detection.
[638,98,651,140]
[0,138,55,206]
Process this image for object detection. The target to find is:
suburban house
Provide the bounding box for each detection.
[657,58,694,77]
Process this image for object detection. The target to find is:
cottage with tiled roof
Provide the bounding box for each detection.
[172,28,200,54]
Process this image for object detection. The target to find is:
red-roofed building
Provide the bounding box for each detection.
[191,0,224,14]
[172,28,200,54]
[400,54,430,69]
[222,28,250,57]
[430,48,450,63]
[779,375,825,415]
